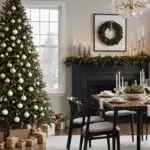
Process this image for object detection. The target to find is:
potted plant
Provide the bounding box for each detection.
[124,85,145,100]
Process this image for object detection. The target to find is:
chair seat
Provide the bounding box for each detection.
[105,110,133,117]
[73,116,104,124]
[83,122,120,133]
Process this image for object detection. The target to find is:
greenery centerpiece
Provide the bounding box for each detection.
[124,85,145,100]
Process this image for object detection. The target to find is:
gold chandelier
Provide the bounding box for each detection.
[112,0,150,18]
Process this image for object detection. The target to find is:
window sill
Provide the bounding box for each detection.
[48,93,66,97]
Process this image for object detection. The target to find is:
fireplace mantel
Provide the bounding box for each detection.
[72,63,149,102]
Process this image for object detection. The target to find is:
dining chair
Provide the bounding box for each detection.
[66,97,104,150]
[76,101,120,150]
[104,110,134,142]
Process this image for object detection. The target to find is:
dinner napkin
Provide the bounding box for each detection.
[147,105,150,117]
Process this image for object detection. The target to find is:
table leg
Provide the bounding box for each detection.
[137,110,142,150]
[112,110,118,150]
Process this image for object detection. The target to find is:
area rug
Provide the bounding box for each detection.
[47,135,150,150]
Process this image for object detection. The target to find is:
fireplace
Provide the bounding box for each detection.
[72,63,149,102]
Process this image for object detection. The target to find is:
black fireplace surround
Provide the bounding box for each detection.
[72,63,149,102]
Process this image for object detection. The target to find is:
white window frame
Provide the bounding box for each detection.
[23,0,66,95]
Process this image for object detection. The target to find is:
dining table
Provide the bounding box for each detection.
[92,94,148,150]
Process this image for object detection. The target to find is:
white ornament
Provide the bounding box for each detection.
[11,19,15,24]
[16,55,19,58]
[7,63,12,68]
[28,87,34,92]
[22,68,26,72]
[29,51,31,54]
[34,115,37,118]
[1,43,6,48]
[10,36,15,41]
[27,124,32,129]
[48,107,51,110]
[17,103,23,109]
[18,26,22,30]
[33,59,37,63]
[4,98,7,102]
[26,63,31,68]
[5,78,10,83]
[34,105,38,110]
[37,81,40,85]
[24,22,28,26]
[22,55,27,60]
[20,44,23,48]
[2,109,8,115]
[0,54,4,58]
[17,19,21,23]
[8,90,13,96]
[0,73,6,79]
[22,35,26,40]
[7,11,12,15]
[12,29,18,35]
[40,107,43,111]
[10,68,16,74]
[11,43,16,47]
[28,72,32,77]
[17,73,22,77]
[18,78,24,84]
[7,47,12,52]
[44,101,46,104]
[4,27,9,31]
[11,6,16,11]
[24,111,30,118]
[20,62,23,66]
[17,39,21,44]
[5,53,8,56]
[17,86,23,91]
[41,113,44,117]
[21,95,27,101]
[14,116,20,122]
[12,101,15,104]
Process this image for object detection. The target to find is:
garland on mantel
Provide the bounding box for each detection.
[64,53,150,67]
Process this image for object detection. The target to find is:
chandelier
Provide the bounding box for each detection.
[112,0,150,18]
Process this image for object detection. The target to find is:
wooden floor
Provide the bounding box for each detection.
[3,123,150,150]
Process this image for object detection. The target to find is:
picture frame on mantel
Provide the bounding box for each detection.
[93,14,127,52]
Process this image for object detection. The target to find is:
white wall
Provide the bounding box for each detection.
[1,0,150,115]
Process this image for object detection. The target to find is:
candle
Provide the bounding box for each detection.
[121,77,124,88]
[116,74,118,88]
[118,72,120,88]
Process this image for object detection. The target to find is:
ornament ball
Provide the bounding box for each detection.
[2,109,8,115]
[24,111,30,118]
[14,116,20,123]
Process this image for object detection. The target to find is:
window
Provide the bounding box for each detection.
[24,1,66,94]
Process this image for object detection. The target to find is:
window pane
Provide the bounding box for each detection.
[40,22,49,34]
[50,9,59,21]
[40,9,49,21]
[26,9,31,20]
[39,47,59,90]
[31,9,40,21]
[50,22,58,34]
[49,35,58,46]
[33,35,40,46]
[40,35,49,46]
[31,22,40,34]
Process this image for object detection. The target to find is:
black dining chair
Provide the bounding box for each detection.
[76,101,120,150]
[66,97,104,150]
[104,110,134,142]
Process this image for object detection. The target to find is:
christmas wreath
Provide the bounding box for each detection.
[97,21,123,46]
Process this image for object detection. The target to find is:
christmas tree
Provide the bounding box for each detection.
[0,0,53,129]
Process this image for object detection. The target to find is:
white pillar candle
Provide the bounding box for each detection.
[118,72,120,88]
[121,77,124,88]
[116,74,118,88]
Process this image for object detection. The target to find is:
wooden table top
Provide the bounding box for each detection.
[92,95,147,111]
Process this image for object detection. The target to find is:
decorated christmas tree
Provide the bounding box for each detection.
[0,0,53,129]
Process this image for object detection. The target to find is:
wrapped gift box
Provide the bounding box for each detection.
[26,137,37,147]
[16,140,26,148]
[6,136,18,149]
[33,132,47,144]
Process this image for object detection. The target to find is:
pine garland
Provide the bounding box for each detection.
[65,53,150,67]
